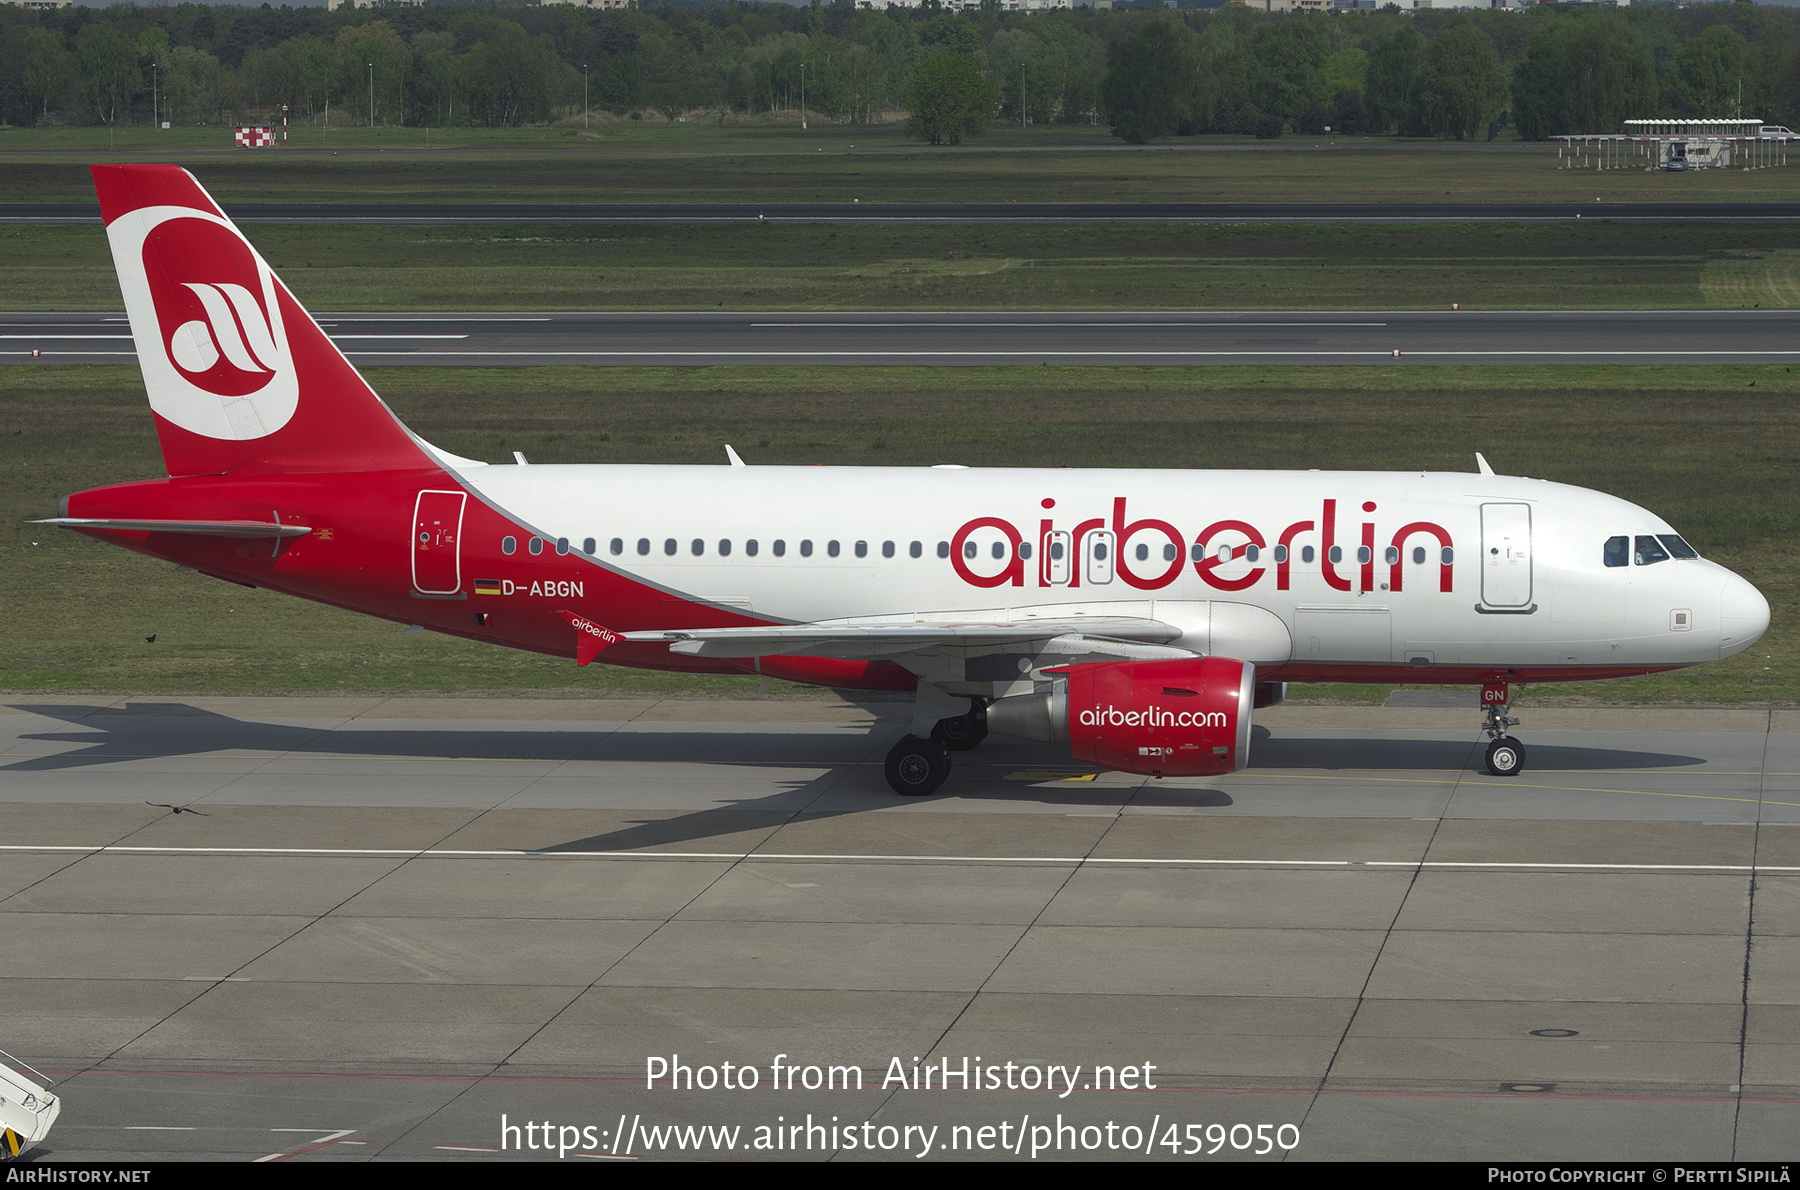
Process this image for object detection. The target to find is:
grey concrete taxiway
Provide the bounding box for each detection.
[7,309,1800,368]
[2,695,1797,1162]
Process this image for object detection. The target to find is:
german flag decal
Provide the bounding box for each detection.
[473,579,502,596]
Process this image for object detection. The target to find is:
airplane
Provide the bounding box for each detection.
[43,164,1770,796]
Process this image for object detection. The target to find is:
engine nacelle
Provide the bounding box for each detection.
[986,656,1255,777]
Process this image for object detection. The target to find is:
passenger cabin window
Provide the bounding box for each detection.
[664,538,677,556]
[1412,546,1426,564]
[827,540,840,558]
[528,537,543,556]
[992,542,1006,560]
[1301,546,1315,564]
[912,541,924,559]
[1634,535,1670,566]
[773,540,786,557]
[801,540,814,557]
[502,536,517,556]
[610,538,623,556]
[1019,542,1031,560]
[583,538,596,556]
[746,540,759,557]
[691,539,704,556]
[856,541,868,558]
[1604,536,1629,568]
[556,537,569,556]
[1273,545,1288,564]
[719,539,732,557]
[637,538,650,556]
[882,541,895,558]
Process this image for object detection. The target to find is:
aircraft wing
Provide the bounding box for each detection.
[622,616,1192,661]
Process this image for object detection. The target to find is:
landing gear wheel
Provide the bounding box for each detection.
[933,709,988,752]
[885,735,951,796]
[1485,736,1525,777]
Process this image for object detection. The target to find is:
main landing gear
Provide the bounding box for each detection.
[883,699,987,796]
[1482,683,1525,777]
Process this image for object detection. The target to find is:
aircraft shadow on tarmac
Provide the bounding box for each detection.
[4,702,1707,778]
[1,702,1713,854]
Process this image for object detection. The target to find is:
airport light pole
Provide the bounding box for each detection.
[1021,62,1025,130]
[800,62,806,130]
[368,63,374,129]
[151,62,158,130]
[583,64,589,129]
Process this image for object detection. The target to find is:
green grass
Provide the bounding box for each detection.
[2,364,1795,704]
[8,220,1797,312]
[4,123,1796,206]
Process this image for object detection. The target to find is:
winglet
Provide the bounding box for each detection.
[725,444,746,467]
[558,611,620,666]
[1475,452,1495,477]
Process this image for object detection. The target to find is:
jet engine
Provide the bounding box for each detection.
[985,656,1255,777]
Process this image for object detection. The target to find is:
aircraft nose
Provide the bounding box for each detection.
[1719,575,1770,659]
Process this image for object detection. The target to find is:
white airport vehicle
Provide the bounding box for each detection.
[48,165,1771,795]
[0,1052,60,1160]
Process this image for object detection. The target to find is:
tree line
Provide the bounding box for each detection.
[0,0,1796,141]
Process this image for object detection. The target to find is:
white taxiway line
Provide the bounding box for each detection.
[749,321,1392,327]
[0,843,1794,873]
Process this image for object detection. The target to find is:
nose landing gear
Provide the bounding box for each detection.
[1482,682,1524,777]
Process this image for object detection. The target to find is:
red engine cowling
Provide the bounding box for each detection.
[986,656,1255,777]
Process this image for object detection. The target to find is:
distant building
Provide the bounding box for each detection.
[0,0,74,9]
[325,0,426,9]
[547,0,632,7]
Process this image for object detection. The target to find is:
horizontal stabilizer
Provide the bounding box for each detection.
[37,517,311,539]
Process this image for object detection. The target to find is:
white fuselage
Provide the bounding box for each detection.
[449,462,1768,679]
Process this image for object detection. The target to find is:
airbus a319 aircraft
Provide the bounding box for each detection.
[46,165,1770,795]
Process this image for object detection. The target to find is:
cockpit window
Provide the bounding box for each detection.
[1634,535,1670,566]
[1657,534,1698,559]
[1604,536,1629,568]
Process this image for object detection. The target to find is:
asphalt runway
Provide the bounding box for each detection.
[8,309,1800,368]
[5,201,1799,226]
[3,694,1797,1162]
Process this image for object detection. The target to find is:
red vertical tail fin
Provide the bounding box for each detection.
[92,164,433,477]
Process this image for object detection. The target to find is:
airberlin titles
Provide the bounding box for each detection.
[949,495,1456,594]
[455,494,1458,606]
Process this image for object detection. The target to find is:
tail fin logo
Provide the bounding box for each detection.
[170,282,283,378]
[108,206,298,442]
